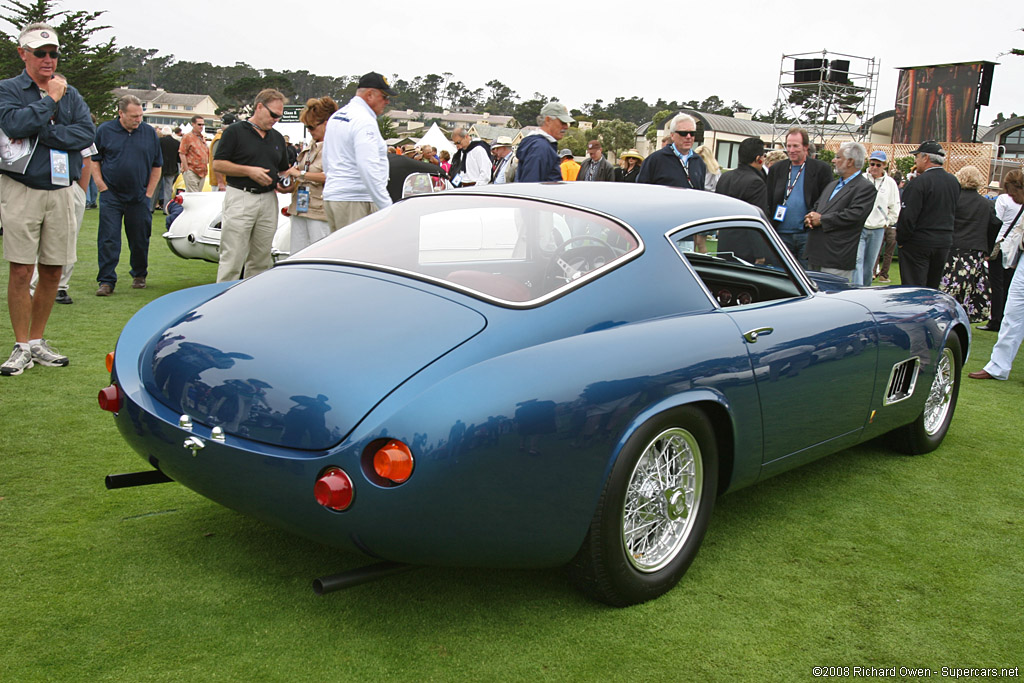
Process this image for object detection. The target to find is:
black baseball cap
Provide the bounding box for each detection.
[357,72,395,96]
[909,140,945,156]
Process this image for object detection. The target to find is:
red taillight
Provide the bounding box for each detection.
[281,207,290,217]
[373,440,414,484]
[173,194,184,205]
[105,351,114,373]
[98,384,122,413]
[314,467,354,511]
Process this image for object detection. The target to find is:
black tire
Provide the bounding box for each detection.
[891,332,962,455]
[567,406,718,607]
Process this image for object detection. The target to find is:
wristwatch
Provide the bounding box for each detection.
[300,170,307,179]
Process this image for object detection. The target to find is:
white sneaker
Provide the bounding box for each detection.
[1,344,34,376]
[29,339,69,367]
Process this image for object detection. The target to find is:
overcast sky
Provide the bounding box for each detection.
[61,0,1023,126]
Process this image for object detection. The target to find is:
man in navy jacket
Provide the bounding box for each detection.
[637,113,706,191]
[0,23,94,376]
[516,101,573,183]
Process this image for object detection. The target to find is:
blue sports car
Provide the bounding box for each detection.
[100,182,969,606]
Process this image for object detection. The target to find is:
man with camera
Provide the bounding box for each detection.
[211,89,290,282]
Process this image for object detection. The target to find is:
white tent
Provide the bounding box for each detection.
[416,122,455,158]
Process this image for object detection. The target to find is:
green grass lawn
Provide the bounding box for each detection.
[1,210,1021,681]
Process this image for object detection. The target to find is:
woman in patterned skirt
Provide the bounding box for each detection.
[940,165,1001,322]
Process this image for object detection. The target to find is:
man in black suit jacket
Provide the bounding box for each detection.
[766,127,834,265]
[804,142,877,282]
[895,141,960,288]
[717,137,770,218]
[637,113,706,190]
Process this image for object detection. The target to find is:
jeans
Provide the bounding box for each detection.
[855,228,887,286]
[86,176,98,207]
[778,230,808,267]
[97,192,152,287]
[150,176,175,211]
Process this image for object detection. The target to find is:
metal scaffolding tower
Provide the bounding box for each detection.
[773,50,879,146]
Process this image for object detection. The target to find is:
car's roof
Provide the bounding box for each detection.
[447,182,765,238]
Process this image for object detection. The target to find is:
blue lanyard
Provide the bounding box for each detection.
[669,144,694,188]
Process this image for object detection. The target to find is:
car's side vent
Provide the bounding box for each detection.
[884,358,920,405]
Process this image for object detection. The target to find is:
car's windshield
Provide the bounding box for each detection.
[290,194,641,305]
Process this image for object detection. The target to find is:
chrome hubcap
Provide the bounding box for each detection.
[622,427,703,572]
[923,347,955,435]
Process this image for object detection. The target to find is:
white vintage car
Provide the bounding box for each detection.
[162,191,292,264]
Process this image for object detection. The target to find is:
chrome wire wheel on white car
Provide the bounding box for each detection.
[923,347,955,436]
[568,406,718,607]
[622,428,703,572]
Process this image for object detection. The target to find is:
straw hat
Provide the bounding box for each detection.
[620,149,644,161]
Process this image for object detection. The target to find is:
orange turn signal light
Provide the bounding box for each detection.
[105,351,115,373]
[373,440,414,484]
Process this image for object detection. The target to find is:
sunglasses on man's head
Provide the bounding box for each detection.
[32,49,59,59]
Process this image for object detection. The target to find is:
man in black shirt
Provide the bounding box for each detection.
[895,141,960,288]
[155,127,180,212]
[212,89,290,282]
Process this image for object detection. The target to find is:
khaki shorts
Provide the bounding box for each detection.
[1,174,77,266]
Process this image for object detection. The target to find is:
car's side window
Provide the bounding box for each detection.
[672,224,805,307]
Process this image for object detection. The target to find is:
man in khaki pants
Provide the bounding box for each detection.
[211,89,289,282]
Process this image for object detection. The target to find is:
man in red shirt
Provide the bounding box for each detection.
[178,115,209,192]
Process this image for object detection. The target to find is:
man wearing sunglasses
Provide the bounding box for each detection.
[637,113,706,191]
[212,88,291,282]
[0,23,94,376]
[323,72,395,232]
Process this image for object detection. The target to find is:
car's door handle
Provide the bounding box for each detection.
[743,327,774,343]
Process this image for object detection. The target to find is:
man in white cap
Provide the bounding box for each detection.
[854,150,900,286]
[0,22,94,376]
[515,101,573,183]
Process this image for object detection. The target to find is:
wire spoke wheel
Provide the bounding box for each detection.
[923,347,955,436]
[622,428,703,572]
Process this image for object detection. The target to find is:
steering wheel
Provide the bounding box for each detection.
[545,235,618,285]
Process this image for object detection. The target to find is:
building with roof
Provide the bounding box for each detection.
[111,87,219,130]
[388,109,518,134]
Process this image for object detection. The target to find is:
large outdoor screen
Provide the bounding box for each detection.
[892,62,983,143]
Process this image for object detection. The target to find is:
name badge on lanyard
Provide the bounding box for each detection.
[50,149,70,186]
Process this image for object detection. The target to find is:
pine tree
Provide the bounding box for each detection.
[0,0,122,119]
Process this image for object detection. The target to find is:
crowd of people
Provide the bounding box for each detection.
[2,24,1023,381]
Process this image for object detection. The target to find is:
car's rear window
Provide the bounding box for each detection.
[290,194,641,305]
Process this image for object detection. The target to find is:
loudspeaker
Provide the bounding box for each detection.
[828,60,850,84]
[978,62,994,107]
[794,59,827,83]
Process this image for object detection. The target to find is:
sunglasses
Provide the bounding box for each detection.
[673,130,696,137]
[32,49,60,59]
[868,161,884,167]
[262,104,283,119]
